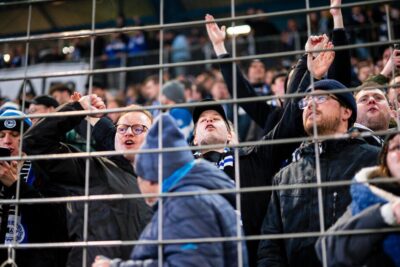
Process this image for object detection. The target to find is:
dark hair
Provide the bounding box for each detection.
[271,72,287,85]
[142,75,159,86]
[49,84,73,96]
[379,131,400,177]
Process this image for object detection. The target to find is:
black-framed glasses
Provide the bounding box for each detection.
[298,94,339,110]
[116,124,148,135]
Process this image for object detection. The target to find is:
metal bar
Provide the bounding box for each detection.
[229,1,244,266]
[0,226,398,249]
[0,0,393,43]
[10,3,33,264]
[0,125,392,163]
[0,176,398,205]
[157,0,164,266]
[1,39,398,81]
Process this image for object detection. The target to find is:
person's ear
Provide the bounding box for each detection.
[193,135,198,146]
[342,107,352,121]
[226,131,233,144]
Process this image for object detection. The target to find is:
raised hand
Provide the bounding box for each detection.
[305,34,329,58]
[330,0,342,17]
[330,0,344,29]
[205,14,228,55]
[79,94,106,118]
[70,92,82,102]
[381,48,400,78]
[0,161,18,187]
[307,41,335,80]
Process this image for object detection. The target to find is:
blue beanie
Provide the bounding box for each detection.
[135,114,194,182]
[0,110,32,133]
[306,79,357,127]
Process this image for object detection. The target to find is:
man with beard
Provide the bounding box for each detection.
[257,79,380,267]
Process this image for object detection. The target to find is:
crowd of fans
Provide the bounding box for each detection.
[0,0,400,266]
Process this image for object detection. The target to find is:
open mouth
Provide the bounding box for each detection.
[205,125,215,130]
[124,140,135,145]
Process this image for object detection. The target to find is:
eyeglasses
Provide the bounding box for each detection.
[116,124,148,135]
[298,94,339,110]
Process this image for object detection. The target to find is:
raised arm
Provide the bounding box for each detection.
[23,95,104,185]
[327,0,352,87]
[205,14,278,128]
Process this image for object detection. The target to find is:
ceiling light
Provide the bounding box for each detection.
[226,25,251,36]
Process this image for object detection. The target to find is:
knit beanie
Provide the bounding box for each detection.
[306,79,357,127]
[0,110,32,133]
[135,113,194,182]
[162,80,185,104]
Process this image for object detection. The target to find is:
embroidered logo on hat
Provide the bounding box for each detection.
[4,119,16,129]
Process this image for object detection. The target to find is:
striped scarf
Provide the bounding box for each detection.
[0,160,33,244]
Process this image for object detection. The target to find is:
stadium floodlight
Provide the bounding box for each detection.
[226,25,251,36]
[3,54,10,63]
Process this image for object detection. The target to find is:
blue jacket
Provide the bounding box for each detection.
[123,159,248,267]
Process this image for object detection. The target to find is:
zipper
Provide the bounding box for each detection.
[332,191,338,221]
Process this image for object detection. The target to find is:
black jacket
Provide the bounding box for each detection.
[23,102,152,267]
[0,165,69,267]
[216,28,351,267]
[257,139,380,267]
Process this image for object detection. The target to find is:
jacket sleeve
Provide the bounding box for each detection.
[257,178,288,267]
[327,28,351,87]
[91,117,116,151]
[23,102,85,154]
[286,54,308,96]
[218,53,277,128]
[23,102,87,186]
[315,204,389,267]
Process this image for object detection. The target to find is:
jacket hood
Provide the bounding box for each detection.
[170,159,236,206]
[354,166,380,184]
[354,166,400,198]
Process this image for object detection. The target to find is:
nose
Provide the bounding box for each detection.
[2,133,12,145]
[367,96,376,104]
[305,99,315,110]
[124,126,134,136]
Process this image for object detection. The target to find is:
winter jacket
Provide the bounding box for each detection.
[23,102,153,267]
[0,161,69,267]
[315,166,400,267]
[112,159,249,267]
[212,28,350,267]
[257,138,380,267]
